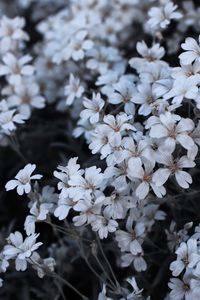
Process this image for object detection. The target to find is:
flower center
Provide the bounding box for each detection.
[168,130,177,139]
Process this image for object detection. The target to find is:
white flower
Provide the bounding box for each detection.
[104,189,127,220]
[54,157,84,197]
[104,161,130,190]
[132,83,161,116]
[121,135,150,163]
[168,274,193,300]
[64,74,84,106]
[73,195,104,226]
[80,92,105,124]
[30,252,56,278]
[5,164,42,195]
[102,113,136,147]
[115,223,145,255]
[190,278,200,300]
[0,109,26,133]
[25,201,53,235]
[6,78,45,118]
[139,63,172,98]
[152,154,195,189]
[129,41,165,71]
[172,61,200,83]
[89,125,112,159]
[127,158,166,199]
[164,78,198,105]
[68,166,104,200]
[3,231,42,271]
[179,36,200,65]
[65,30,94,62]
[86,46,122,75]
[147,2,182,30]
[0,53,34,85]
[148,112,195,152]
[91,214,118,239]
[96,71,120,96]
[54,196,74,221]
[0,16,29,54]
[121,252,147,272]
[170,239,200,276]
[109,80,136,115]
[24,186,57,234]
[121,277,143,300]
[98,284,112,300]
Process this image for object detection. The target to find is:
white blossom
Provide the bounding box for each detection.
[179,36,200,65]
[153,154,195,189]
[0,53,34,85]
[147,2,182,30]
[64,74,84,106]
[3,231,42,271]
[5,164,42,195]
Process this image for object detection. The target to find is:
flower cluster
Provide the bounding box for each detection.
[168,227,200,300]
[1,0,200,299]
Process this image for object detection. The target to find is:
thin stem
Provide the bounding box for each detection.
[9,135,28,164]
[28,255,89,300]
[83,256,104,282]
[78,239,114,291]
[92,250,116,289]
[110,103,124,115]
[52,273,89,300]
[45,221,91,243]
[54,279,67,300]
[96,234,120,288]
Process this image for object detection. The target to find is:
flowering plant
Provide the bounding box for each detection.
[1,0,200,299]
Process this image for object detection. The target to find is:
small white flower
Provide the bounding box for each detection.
[164,78,198,105]
[121,252,147,272]
[179,36,200,65]
[132,83,161,116]
[73,195,104,226]
[80,92,105,124]
[98,284,112,300]
[170,239,200,276]
[68,166,104,200]
[168,274,193,300]
[148,2,182,30]
[172,61,200,83]
[129,41,165,71]
[0,53,34,85]
[65,30,94,62]
[0,109,26,133]
[109,80,136,115]
[3,231,42,271]
[25,201,53,235]
[91,214,118,239]
[148,112,195,152]
[152,154,195,189]
[104,189,127,220]
[6,78,45,118]
[89,125,112,159]
[127,158,166,199]
[64,74,84,106]
[103,113,136,147]
[5,164,42,195]
[0,16,29,54]
[115,223,145,255]
[54,196,74,221]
